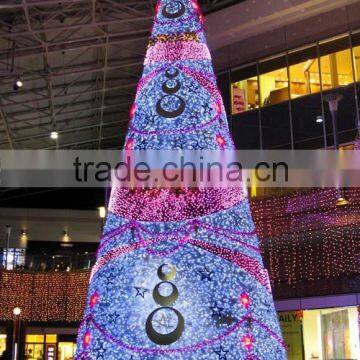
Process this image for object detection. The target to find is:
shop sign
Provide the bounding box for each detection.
[278,311,304,360]
[45,344,56,360]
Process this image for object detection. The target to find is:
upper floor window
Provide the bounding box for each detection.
[351,30,360,81]
[288,45,320,98]
[231,64,259,114]
[231,32,359,115]
[259,55,288,107]
[319,36,354,90]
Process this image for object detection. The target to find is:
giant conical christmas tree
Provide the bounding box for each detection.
[76,1,287,359]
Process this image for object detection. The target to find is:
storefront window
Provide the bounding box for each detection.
[259,56,289,106]
[319,36,354,90]
[2,248,25,270]
[25,334,45,360]
[353,32,360,81]
[278,311,304,360]
[231,64,259,114]
[0,335,6,356]
[289,45,320,98]
[25,334,58,360]
[58,342,76,360]
[279,306,360,360]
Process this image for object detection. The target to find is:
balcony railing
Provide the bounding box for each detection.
[0,249,96,272]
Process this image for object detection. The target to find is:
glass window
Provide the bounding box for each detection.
[0,335,6,356]
[58,342,76,360]
[26,335,44,344]
[2,248,25,270]
[303,307,360,360]
[319,36,354,90]
[46,335,57,343]
[25,344,44,360]
[278,311,304,360]
[259,56,289,107]
[231,64,259,114]
[279,306,360,360]
[353,32,360,81]
[289,45,320,98]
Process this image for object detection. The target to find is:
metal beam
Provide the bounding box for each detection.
[0,105,15,149]
[44,134,123,149]
[1,82,136,108]
[0,118,127,145]
[6,100,131,125]
[0,0,149,9]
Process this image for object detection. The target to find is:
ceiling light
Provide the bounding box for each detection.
[98,206,106,219]
[50,131,59,140]
[20,229,28,243]
[316,116,323,123]
[336,197,349,207]
[13,78,23,91]
[61,230,71,242]
[13,307,21,316]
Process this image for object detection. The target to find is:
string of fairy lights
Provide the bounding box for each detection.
[252,187,360,286]
[0,189,357,324]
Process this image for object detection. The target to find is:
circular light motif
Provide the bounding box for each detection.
[165,68,180,79]
[146,307,185,345]
[156,95,185,118]
[162,79,181,94]
[158,263,177,281]
[153,281,179,306]
[162,1,186,19]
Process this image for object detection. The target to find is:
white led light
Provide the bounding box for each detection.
[50,131,59,139]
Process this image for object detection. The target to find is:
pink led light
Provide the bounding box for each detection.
[216,134,226,148]
[125,138,135,150]
[83,331,91,348]
[145,41,211,65]
[189,238,271,291]
[192,0,200,11]
[109,188,245,221]
[241,334,254,351]
[129,103,136,119]
[155,1,160,15]
[89,291,99,309]
[239,293,251,309]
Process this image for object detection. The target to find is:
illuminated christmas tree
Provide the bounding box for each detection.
[76,1,286,359]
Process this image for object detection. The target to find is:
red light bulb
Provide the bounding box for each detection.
[216,134,226,148]
[242,334,254,350]
[83,331,91,347]
[90,291,99,308]
[125,138,135,150]
[240,293,251,309]
[129,103,136,119]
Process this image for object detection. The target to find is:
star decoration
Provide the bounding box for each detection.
[186,82,198,94]
[202,103,213,117]
[214,345,229,360]
[109,312,121,323]
[210,302,224,318]
[93,341,107,359]
[99,269,119,289]
[198,266,213,281]
[134,286,149,298]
